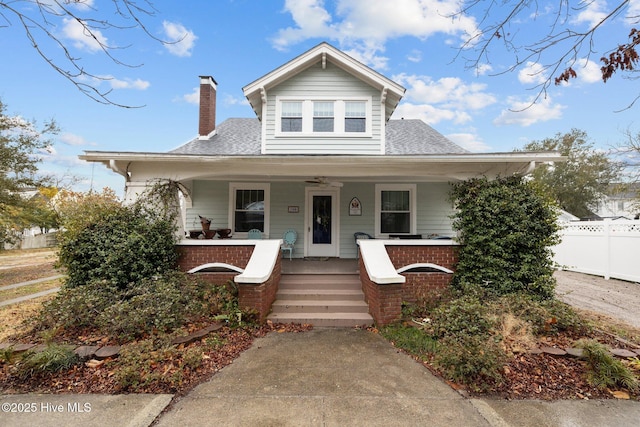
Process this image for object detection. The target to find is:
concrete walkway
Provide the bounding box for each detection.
[156,328,490,427]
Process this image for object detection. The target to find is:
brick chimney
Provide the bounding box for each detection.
[198,76,217,139]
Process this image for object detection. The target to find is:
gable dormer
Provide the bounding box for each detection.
[242,43,405,155]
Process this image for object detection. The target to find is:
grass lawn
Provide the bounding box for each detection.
[0,278,62,303]
[0,295,56,342]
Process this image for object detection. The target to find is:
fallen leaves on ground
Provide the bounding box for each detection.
[0,322,313,396]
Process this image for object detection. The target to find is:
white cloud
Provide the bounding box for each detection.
[475,63,493,76]
[162,21,197,57]
[391,73,496,126]
[62,17,108,52]
[629,0,640,22]
[571,0,608,27]
[223,94,250,106]
[393,102,462,125]
[178,87,200,104]
[59,133,95,147]
[446,133,491,152]
[493,96,565,127]
[107,77,150,90]
[518,61,547,85]
[395,73,497,112]
[407,49,422,63]
[69,0,94,11]
[576,58,602,83]
[272,0,479,67]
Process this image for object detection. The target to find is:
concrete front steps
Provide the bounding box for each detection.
[267,274,374,328]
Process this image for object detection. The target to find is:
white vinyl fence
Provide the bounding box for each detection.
[553,220,640,283]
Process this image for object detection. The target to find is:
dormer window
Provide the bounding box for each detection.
[281,101,302,132]
[345,101,366,132]
[276,97,372,137]
[313,102,334,132]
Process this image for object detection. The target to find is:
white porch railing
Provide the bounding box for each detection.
[553,220,640,283]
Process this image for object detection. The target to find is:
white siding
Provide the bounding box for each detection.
[270,182,306,257]
[264,62,383,155]
[186,180,456,258]
[186,181,229,232]
[416,183,456,238]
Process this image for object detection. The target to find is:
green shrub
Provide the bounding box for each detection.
[450,176,560,300]
[430,294,496,338]
[37,280,120,329]
[58,204,179,290]
[434,334,506,390]
[380,325,438,357]
[17,344,78,379]
[37,272,243,341]
[577,339,639,391]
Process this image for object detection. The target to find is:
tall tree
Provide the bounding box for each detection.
[523,129,621,218]
[0,99,58,246]
[615,129,640,215]
[1,0,165,106]
[458,1,640,108]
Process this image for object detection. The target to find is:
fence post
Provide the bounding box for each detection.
[604,219,611,280]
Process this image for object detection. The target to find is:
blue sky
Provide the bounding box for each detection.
[1,0,639,196]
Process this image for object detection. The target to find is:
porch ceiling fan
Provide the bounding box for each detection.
[305,176,344,187]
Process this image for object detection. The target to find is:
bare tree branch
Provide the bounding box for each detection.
[455,1,639,110]
[0,1,172,107]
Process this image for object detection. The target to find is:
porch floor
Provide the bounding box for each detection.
[280,258,359,275]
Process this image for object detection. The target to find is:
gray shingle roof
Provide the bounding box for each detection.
[169,118,468,156]
[385,119,468,154]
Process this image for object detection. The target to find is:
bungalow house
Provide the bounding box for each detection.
[80,42,562,326]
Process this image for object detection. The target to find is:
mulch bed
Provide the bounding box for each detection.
[0,323,311,396]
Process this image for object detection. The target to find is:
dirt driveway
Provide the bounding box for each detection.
[554,270,640,329]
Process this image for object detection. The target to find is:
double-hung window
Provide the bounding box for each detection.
[281,101,302,132]
[313,101,334,132]
[345,101,366,132]
[230,183,270,235]
[375,184,416,236]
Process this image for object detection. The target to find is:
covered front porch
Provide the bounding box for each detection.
[179,238,458,326]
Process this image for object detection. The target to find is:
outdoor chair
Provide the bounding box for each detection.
[281,229,297,260]
[354,232,374,259]
[247,229,262,239]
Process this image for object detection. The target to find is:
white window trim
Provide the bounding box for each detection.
[229,182,271,238]
[374,184,417,237]
[275,96,372,137]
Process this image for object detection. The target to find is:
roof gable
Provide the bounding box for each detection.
[242,42,405,121]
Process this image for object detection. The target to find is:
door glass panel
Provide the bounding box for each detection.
[312,195,332,244]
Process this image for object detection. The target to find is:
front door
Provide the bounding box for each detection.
[305,188,340,257]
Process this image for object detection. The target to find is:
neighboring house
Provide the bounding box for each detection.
[593,184,640,220]
[80,42,563,324]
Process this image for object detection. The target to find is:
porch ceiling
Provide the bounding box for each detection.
[80,152,565,183]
